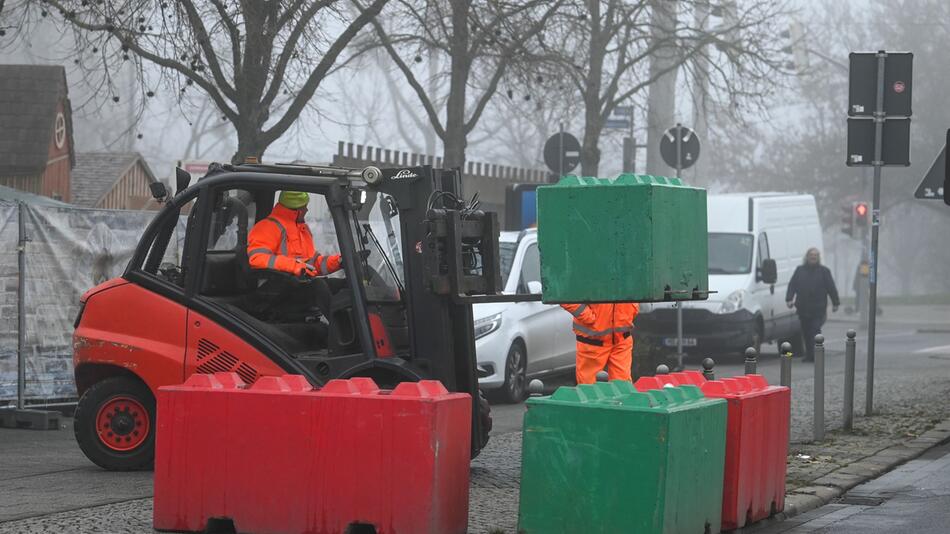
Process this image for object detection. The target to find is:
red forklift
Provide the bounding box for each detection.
[72,161,534,470]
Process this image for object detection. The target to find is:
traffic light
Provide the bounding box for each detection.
[842,201,869,238]
[840,202,855,237]
[854,201,869,230]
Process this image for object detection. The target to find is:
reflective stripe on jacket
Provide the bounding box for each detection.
[561,302,639,345]
[246,203,342,275]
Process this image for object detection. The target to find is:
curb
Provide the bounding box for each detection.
[746,417,950,531]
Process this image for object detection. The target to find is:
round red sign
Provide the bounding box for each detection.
[893,81,906,94]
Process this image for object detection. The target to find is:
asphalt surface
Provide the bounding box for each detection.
[2,306,950,532]
[752,441,950,533]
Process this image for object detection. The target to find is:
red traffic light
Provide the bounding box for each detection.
[855,202,868,217]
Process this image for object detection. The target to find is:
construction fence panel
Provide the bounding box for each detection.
[0,202,19,400]
[13,204,158,401]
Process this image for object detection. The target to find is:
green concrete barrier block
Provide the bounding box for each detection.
[537,174,708,303]
[518,381,727,534]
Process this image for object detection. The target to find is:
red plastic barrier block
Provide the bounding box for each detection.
[635,372,790,531]
[154,375,471,534]
[701,374,790,531]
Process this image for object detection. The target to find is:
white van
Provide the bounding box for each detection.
[636,193,823,356]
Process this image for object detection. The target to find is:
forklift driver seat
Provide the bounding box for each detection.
[200,195,250,297]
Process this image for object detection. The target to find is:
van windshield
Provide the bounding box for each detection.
[708,233,754,275]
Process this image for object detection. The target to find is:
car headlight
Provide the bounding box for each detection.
[474,312,503,340]
[718,290,747,314]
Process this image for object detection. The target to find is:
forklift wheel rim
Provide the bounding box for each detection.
[95,396,149,452]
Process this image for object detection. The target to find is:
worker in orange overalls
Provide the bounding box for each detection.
[561,303,640,384]
[247,191,348,318]
[247,191,343,277]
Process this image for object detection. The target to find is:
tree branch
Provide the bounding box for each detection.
[43,0,239,122]
[262,0,389,144]
[178,0,237,100]
[465,0,566,134]
[262,0,337,109]
[363,1,446,139]
[209,0,243,73]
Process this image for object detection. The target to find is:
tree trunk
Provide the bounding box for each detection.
[579,0,604,176]
[232,127,268,165]
[441,0,471,170]
[690,1,710,187]
[645,0,679,176]
[580,110,603,176]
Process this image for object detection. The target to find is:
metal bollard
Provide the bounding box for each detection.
[595,371,609,383]
[528,379,545,397]
[744,347,758,375]
[814,334,825,442]
[701,358,716,380]
[655,364,670,375]
[844,329,857,432]
[780,342,793,388]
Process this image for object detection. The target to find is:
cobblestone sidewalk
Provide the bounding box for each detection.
[3,368,950,533]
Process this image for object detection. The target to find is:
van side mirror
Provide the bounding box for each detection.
[149,181,169,202]
[759,258,778,285]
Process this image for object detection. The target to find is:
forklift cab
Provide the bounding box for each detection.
[73,162,508,470]
[163,181,406,372]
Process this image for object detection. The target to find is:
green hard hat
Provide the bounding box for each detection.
[278,191,309,209]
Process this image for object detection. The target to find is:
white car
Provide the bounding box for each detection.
[473,229,576,403]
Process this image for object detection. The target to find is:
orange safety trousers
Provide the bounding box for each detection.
[575,336,634,384]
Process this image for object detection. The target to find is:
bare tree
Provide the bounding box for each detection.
[475,73,582,170]
[362,0,564,169]
[536,0,788,176]
[7,0,388,162]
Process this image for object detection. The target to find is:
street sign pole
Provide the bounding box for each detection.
[558,123,564,179]
[658,122,699,370]
[866,52,886,417]
[630,115,635,173]
[675,123,684,370]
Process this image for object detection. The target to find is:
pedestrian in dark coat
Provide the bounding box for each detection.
[786,248,840,361]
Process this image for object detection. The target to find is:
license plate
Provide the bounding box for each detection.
[663,337,697,347]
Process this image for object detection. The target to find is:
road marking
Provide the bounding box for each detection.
[914,344,950,355]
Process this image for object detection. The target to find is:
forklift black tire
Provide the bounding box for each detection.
[476,389,492,453]
[74,376,156,471]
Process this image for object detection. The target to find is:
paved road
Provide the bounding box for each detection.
[2,307,949,531]
[0,419,152,523]
[753,441,950,533]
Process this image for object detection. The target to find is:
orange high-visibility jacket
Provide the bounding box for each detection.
[247,203,342,275]
[561,303,640,345]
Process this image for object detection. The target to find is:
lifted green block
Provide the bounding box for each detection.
[518,382,727,534]
[537,174,708,302]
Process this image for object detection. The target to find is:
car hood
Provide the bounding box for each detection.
[643,273,751,313]
[472,301,511,321]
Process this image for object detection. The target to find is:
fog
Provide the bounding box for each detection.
[1,0,948,298]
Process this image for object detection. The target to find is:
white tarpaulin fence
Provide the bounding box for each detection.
[0,201,162,403]
[0,203,18,401]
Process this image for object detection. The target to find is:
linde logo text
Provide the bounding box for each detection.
[392,169,418,180]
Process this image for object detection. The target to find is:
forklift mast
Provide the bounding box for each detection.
[370,166,495,422]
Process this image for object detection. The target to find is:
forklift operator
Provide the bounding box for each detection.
[246,191,346,319]
[247,191,343,277]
